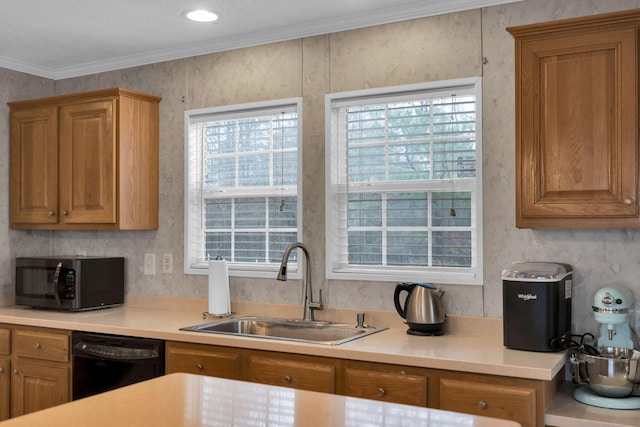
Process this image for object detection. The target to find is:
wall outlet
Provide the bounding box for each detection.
[144,253,155,275]
[162,253,173,274]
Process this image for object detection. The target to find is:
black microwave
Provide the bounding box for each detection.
[15,257,125,311]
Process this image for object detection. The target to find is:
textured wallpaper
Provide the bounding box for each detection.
[2,0,640,339]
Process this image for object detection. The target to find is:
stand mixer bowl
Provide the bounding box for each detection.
[573,347,640,398]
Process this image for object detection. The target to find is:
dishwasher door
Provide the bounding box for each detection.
[72,332,165,400]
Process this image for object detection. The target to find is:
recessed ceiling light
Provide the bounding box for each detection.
[185,9,219,23]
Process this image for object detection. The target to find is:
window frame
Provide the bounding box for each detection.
[324,77,483,285]
[184,97,303,278]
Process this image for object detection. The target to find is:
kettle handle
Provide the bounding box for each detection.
[394,282,417,319]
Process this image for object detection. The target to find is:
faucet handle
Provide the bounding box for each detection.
[356,313,365,328]
[356,312,368,328]
[310,289,323,311]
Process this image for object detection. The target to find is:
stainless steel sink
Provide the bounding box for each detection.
[180,316,387,345]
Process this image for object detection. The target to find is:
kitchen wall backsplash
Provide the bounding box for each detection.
[2,0,640,338]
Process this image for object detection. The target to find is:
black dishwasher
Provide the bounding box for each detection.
[72,332,165,400]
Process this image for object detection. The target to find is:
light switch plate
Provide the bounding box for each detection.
[144,253,155,275]
[162,253,173,274]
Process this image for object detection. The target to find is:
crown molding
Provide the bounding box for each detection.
[1,0,521,80]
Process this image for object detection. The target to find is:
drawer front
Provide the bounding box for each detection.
[0,329,10,356]
[165,342,242,379]
[439,378,536,427]
[345,368,427,406]
[13,329,70,362]
[247,355,336,393]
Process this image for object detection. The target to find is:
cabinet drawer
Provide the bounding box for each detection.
[345,367,427,406]
[165,342,242,380]
[0,329,10,356]
[247,354,336,393]
[440,378,536,427]
[12,329,70,362]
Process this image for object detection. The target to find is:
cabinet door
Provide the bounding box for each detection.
[9,106,59,225]
[344,367,427,406]
[0,358,10,421]
[509,15,640,227]
[165,342,242,379]
[246,354,336,393]
[11,358,70,417]
[440,378,536,427]
[59,99,117,224]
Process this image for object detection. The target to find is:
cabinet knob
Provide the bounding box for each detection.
[34,343,41,349]
[0,367,3,374]
[12,369,18,375]
[624,198,633,205]
[477,400,487,410]
[377,387,386,396]
[195,364,203,371]
[283,375,292,384]
[62,211,68,216]
[48,211,55,216]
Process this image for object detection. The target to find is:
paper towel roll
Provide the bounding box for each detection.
[208,259,230,315]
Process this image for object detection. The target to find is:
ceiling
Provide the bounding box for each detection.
[0,0,519,80]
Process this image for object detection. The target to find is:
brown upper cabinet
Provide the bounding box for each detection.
[9,88,161,230]
[508,9,640,228]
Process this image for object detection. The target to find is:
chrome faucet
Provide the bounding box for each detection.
[277,242,323,321]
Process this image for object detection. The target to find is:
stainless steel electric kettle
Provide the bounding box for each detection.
[394,282,446,335]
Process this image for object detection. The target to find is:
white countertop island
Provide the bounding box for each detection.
[0,373,521,427]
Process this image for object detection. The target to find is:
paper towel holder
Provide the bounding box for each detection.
[203,255,234,320]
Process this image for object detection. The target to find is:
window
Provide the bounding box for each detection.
[184,98,302,276]
[325,78,482,285]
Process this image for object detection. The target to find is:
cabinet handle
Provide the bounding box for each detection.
[377,387,386,396]
[195,364,203,371]
[283,375,292,384]
[393,370,406,375]
[48,211,55,216]
[34,343,41,349]
[477,400,487,410]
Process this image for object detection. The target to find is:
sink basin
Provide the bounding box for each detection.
[180,316,387,345]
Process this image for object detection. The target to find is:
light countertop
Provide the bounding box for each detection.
[1,299,636,426]
[545,382,640,427]
[0,302,565,381]
[0,372,522,427]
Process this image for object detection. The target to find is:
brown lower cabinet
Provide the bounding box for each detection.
[344,361,428,406]
[437,373,539,427]
[165,341,242,379]
[0,356,10,420]
[0,325,72,420]
[165,341,337,393]
[246,353,336,393]
[165,341,560,427]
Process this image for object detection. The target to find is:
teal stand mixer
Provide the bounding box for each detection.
[572,286,640,409]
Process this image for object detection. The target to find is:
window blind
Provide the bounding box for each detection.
[326,79,483,285]
[185,99,302,276]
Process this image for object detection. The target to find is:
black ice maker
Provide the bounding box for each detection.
[502,262,572,352]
